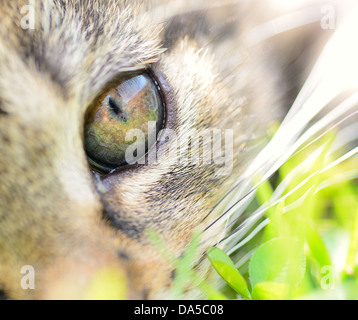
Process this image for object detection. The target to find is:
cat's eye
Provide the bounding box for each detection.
[84,72,164,172]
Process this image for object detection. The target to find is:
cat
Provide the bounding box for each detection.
[0,0,356,299]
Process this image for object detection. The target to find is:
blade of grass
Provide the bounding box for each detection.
[345,208,358,277]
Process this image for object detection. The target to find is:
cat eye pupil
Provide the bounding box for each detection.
[108,98,129,122]
[84,72,164,172]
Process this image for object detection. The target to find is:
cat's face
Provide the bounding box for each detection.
[0,0,336,299]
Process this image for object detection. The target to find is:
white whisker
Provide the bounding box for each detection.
[234,248,257,269]
[246,5,325,46]
[227,219,270,255]
[219,5,358,228]
[223,144,358,251]
[323,146,358,173]
[316,168,358,192]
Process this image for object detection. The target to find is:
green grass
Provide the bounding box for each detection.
[147,130,357,300]
[207,132,358,300]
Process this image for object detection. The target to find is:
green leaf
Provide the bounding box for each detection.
[208,247,251,300]
[249,238,306,288]
[305,220,332,270]
[252,282,291,300]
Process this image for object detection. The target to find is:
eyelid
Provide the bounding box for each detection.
[149,65,177,133]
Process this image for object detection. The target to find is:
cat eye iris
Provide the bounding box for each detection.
[84,72,164,172]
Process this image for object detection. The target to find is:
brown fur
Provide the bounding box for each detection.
[0,0,336,299]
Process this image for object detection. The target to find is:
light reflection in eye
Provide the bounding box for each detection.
[118,75,148,103]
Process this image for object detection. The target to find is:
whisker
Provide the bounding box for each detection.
[224,180,316,251]
[316,168,358,192]
[245,4,325,46]
[148,0,240,24]
[203,187,256,232]
[204,106,357,231]
[234,248,257,269]
[207,33,358,228]
[221,145,358,252]
[226,219,271,255]
[323,146,358,173]
[288,111,358,162]
[331,122,358,152]
[197,2,358,260]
